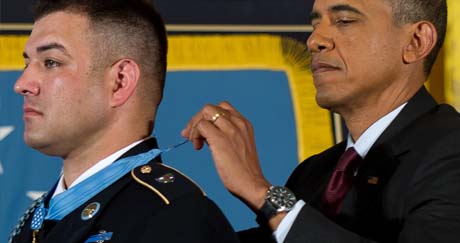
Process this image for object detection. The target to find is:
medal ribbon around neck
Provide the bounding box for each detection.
[30,139,189,230]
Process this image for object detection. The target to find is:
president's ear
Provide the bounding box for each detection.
[107,59,140,107]
[403,21,437,64]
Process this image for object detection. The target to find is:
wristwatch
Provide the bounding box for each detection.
[257,186,297,223]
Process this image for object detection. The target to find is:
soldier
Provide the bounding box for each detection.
[10,0,238,242]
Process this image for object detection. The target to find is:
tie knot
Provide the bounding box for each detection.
[335,147,362,172]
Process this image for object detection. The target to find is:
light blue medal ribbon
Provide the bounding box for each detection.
[47,148,162,220]
[30,139,188,231]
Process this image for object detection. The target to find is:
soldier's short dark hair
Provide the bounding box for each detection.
[34,0,168,108]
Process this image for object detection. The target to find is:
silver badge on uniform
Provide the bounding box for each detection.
[81,202,101,221]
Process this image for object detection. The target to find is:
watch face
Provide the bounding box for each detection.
[267,186,297,212]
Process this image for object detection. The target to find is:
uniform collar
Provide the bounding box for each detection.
[52,138,149,198]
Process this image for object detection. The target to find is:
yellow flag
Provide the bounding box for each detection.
[445,0,460,110]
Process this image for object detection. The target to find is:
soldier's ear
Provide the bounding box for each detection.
[107,58,140,107]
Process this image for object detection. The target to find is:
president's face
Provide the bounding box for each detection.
[308,0,406,113]
[14,11,111,156]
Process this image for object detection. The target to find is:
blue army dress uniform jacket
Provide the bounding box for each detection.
[240,87,460,243]
[10,138,239,243]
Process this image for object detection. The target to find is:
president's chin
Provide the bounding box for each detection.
[315,93,341,113]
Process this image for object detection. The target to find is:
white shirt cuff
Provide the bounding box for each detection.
[273,200,306,243]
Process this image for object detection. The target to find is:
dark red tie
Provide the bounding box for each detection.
[322,147,362,217]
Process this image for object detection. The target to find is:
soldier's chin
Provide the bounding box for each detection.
[24,135,58,156]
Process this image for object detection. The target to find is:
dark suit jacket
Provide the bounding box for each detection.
[11,138,239,243]
[241,87,460,243]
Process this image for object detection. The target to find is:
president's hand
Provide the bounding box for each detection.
[181,101,270,211]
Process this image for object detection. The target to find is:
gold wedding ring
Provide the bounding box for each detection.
[211,112,223,123]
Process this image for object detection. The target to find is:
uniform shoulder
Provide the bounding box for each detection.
[131,162,206,205]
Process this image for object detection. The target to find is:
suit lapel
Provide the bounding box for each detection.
[354,87,437,213]
[344,87,438,240]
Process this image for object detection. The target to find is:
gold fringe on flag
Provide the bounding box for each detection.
[445,0,460,110]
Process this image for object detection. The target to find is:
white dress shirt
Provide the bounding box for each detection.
[52,139,146,198]
[274,103,407,242]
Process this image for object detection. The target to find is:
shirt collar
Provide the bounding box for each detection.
[347,103,407,158]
